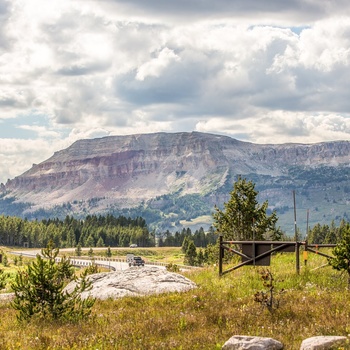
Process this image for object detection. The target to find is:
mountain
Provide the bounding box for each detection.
[1,131,350,234]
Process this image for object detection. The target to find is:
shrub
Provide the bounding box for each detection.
[2,254,8,267]
[254,268,282,313]
[11,241,95,322]
[84,262,100,275]
[0,268,8,290]
[166,263,180,272]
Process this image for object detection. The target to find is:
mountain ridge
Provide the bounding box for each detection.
[1,131,350,233]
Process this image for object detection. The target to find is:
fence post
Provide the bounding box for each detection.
[296,241,300,274]
[219,235,223,276]
[304,240,308,266]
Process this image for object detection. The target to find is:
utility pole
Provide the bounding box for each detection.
[293,190,300,274]
[304,209,309,266]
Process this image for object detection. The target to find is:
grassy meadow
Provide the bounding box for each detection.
[0,247,350,349]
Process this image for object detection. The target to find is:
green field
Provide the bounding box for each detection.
[0,247,350,349]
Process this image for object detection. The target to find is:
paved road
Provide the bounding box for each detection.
[10,249,166,271]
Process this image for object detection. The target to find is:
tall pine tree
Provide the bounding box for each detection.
[213,177,277,241]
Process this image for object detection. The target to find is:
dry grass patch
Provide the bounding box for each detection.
[0,251,350,349]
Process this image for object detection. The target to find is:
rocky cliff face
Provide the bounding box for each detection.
[2,132,350,232]
[5,132,240,206]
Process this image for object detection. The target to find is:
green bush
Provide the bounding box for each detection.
[11,241,95,322]
[166,263,180,272]
[0,268,8,290]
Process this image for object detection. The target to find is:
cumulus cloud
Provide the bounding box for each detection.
[0,138,55,183]
[1,0,350,182]
[101,0,350,25]
[196,111,350,144]
[136,48,180,81]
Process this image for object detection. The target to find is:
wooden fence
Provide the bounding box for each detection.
[219,235,336,276]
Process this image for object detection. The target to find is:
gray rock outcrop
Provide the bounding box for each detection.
[300,336,348,350]
[63,266,197,299]
[222,335,283,350]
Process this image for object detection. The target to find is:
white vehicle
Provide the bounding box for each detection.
[129,244,138,248]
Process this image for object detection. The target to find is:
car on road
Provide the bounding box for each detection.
[126,254,145,267]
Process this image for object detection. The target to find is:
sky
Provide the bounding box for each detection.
[1,0,350,184]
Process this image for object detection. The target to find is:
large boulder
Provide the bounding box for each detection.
[222,336,283,350]
[300,336,348,350]
[64,266,197,299]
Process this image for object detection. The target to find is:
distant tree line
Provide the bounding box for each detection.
[0,214,153,248]
[307,219,350,244]
[158,226,217,248]
[2,208,347,252]
[0,213,219,250]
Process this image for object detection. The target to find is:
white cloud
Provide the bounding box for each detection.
[136,48,180,81]
[196,111,350,144]
[1,0,350,182]
[17,125,60,138]
[0,138,55,183]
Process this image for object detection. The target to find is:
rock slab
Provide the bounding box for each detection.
[300,336,348,350]
[222,335,283,350]
[64,266,197,299]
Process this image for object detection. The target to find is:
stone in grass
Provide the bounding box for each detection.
[64,266,197,300]
[222,335,283,350]
[300,336,348,350]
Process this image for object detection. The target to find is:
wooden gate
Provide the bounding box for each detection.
[219,236,336,276]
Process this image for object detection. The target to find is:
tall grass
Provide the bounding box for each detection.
[0,250,350,349]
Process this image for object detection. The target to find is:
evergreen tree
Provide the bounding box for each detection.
[206,226,217,246]
[265,225,286,241]
[184,240,197,266]
[181,236,190,253]
[96,236,105,247]
[324,220,341,244]
[329,226,350,289]
[75,243,82,257]
[11,241,95,321]
[308,223,329,244]
[163,230,175,246]
[196,248,205,266]
[174,231,181,246]
[85,235,95,248]
[194,227,206,247]
[105,246,112,258]
[88,247,94,257]
[213,177,277,240]
[203,243,219,265]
